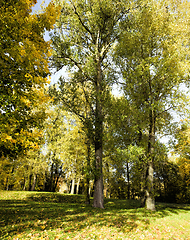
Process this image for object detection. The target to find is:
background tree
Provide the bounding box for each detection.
[115,0,190,210]
[172,122,190,203]
[41,102,92,195]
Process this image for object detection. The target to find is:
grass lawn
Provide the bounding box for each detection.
[0,191,190,240]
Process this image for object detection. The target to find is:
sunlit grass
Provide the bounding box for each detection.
[0,191,189,239]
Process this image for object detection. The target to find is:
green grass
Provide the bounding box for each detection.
[0,191,190,239]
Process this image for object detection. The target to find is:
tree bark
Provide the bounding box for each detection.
[71,178,75,194]
[53,174,60,192]
[85,137,91,204]
[31,174,37,191]
[93,58,104,209]
[43,173,47,191]
[93,138,104,208]
[89,181,92,196]
[76,178,80,194]
[23,177,26,191]
[49,163,54,192]
[145,109,156,211]
[137,127,146,206]
[28,173,32,191]
[52,164,61,192]
[5,176,9,191]
[140,168,146,207]
[105,163,110,198]
[126,161,130,199]
[93,156,104,208]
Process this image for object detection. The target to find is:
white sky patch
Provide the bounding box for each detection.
[50,67,68,85]
[112,83,122,97]
[31,0,52,12]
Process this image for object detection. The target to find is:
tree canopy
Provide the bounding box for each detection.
[1,0,190,209]
[0,0,57,158]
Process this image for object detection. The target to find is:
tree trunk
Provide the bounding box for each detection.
[93,147,104,208]
[85,138,91,204]
[53,174,60,192]
[52,164,61,192]
[140,168,146,207]
[85,173,90,204]
[28,173,32,191]
[43,173,47,191]
[50,163,54,192]
[105,163,110,199]
[93,171,103,208]
[23,177,26,191]
[31,174,37,191]
[5,176,9,191]
[145,109,156,211]
[93,59,104,208]
[89,182,91,196]
[137,128,146,207]
[71,178,75,194]
[76,178,80,194]
[126,161,130,199]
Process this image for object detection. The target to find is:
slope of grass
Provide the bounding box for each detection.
[0,191,190,239]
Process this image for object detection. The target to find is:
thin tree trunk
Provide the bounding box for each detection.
[145,109,156,211]
[89,182,91,196]
[5,176,9,191]
[50,163,54,192]
[85,137,91,204]
[137,128,146,207]
[43,173,47,191]
[105,163,110,198]
[31,174,37,191]
[53,174,60,192]
[76,178,80,194]
[71,178,75,194]
[28,173,32,191]
[126,161,130,199]
[23,177,26,191]
[52,164,60,192]
[5,167,14,190]
[140,168,146,207]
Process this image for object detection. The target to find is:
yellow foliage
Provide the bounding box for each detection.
[0,0,57,158]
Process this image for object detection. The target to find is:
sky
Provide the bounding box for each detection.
[32,0,68,84]
[32,0,52,13]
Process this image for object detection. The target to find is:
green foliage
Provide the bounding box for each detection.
[50,0,138,208]
[114,0,190,210]
[115,0,190,140]
[171,122,190,203]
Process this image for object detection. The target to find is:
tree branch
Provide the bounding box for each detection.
[70,0,93,37]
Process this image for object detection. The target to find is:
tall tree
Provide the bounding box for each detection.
[50,0,139,208]
[115,0,190,210]
[0,0,57,159]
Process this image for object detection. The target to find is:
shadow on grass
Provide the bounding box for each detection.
[0,192,189,239]
[27,192,85,203]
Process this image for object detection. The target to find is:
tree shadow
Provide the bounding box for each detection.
[0,194,189,239]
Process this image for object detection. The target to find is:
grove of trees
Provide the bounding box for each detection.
[1,0,190,210]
